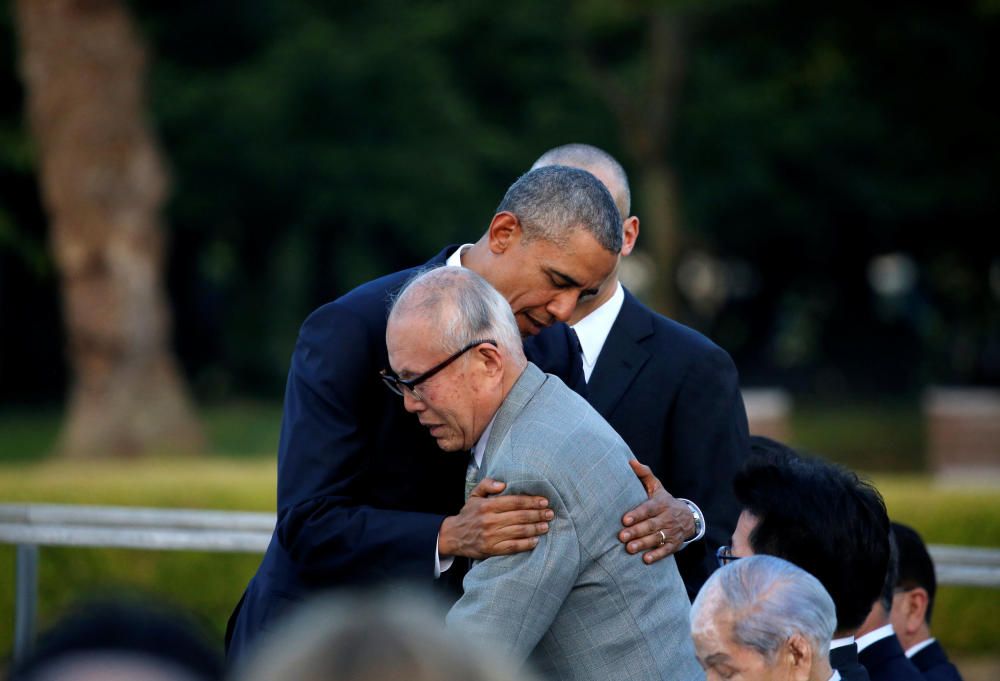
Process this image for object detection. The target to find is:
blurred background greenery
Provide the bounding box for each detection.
[1,1,997,408]
[1,0,999,668]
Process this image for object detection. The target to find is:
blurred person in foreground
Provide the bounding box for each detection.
[235,590,536,681]
[227,165,697,660]
[531,143,749,597]
[10,599,222,681]
[385,266,702,680]
[725,436,891,681]
[691,554,838,681]
[890,522,963,681]
[855,530,923,681]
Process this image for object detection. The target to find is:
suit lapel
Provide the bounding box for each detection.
[586,290,654,419]
[479,363,546,473]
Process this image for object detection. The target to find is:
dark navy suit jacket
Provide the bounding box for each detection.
[832,642,874,681]
[579,289,749,597]
[910,641,962,681]
[858,634,925,681]
[226,247,583,661]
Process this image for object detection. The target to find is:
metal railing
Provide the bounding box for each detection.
[0,503,273,664]
[3,503,1000,663]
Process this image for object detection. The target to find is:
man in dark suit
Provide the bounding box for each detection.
[727,437,892,681]
[530,144,749,596]
[856,530,924,681]
[890,522,964,681]
[226,166,694,661]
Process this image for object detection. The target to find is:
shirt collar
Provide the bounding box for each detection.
[904,637,936,658]
[471,410,499,469]
[855,624,895,653]
[828,671,842,681]
[571,281,625,380]
[446,244,474,268]
[829,636,856,650]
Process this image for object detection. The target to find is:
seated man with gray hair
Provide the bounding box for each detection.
[384,266,701,681]
[691,555,839,681]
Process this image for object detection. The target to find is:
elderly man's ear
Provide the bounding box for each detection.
[783,633,814,681]
[476,343,504,379]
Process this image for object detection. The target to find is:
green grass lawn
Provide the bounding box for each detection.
[0,401,998,659]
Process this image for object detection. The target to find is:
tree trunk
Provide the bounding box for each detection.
[15,0,203,457]
[574,8,687,316]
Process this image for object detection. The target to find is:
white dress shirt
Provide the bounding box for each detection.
[904,637,936,658]
[571,281,625,383]
[855,623,895,653]
[828,670,842,681]
[830,635,856,651]
[446,243,473,268]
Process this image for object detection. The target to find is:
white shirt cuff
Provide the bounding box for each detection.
[434,533,454,578]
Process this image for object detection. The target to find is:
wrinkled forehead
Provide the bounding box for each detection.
[387,309,439,357]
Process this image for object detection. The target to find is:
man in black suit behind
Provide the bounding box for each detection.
[890,522,964,681]
[856,530,924,681]
[226,166,696,662]
[530,144,749,596]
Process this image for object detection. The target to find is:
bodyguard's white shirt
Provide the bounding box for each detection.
[571,281,625,383]
[904,637,936,658]
[855,624,896,653]
[829,636,856,652]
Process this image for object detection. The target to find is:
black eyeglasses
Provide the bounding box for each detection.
[716,545,742,567]
[380,339,497,400]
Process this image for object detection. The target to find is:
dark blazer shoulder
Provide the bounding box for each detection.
[832,644,874,681]
[911,641,963,681]
[318,246,453,324]
[859,636,925,681]
[620,288,730,361]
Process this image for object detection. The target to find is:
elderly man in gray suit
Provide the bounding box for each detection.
[384,266,702,681]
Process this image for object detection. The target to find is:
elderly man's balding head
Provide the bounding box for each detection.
[385,267,526,452]
[691,555,837,681]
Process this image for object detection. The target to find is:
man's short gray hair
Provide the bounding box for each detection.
[691,554,837,661]
[531,143,632,218]
[389,266,525,366]
[496,165,622,253]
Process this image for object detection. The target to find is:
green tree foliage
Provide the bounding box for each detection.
[1,0,997,403]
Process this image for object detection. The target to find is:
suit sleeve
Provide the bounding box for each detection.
[446,479,579,661]
[274,302,445,582]
[668,343,749,588]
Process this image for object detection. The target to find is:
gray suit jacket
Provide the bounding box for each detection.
[447,363,703,681]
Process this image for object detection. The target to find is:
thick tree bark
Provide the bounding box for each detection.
[15,0,203,457]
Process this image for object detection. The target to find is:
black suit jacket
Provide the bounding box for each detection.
[581,289,749,597]
[832,642,874,681]
[226,247,583,661]
[858,635,925,681]
[910,641,963,681]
